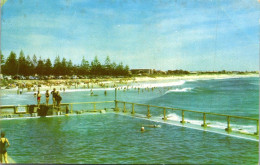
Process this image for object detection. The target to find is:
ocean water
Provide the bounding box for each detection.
[0,77,259,164]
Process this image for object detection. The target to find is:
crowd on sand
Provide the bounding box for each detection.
[1,78,132,92]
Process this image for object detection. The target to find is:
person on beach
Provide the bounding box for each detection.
[45,90,50,106]
[56,91,62,109]
[51,88,57,108]
[0,131,10,164]
[37,91,41,107]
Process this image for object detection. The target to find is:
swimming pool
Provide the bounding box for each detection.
[1,113,258,164]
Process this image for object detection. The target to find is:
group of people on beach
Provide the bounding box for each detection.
[34,88,62,108]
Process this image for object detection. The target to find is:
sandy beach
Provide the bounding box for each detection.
[0,73,258,95]
[133,73,258,82]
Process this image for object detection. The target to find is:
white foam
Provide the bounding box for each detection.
[120,80,186,89]
[250,83,259,86]
[118,113,258,142]
[165,88,193,93]
[0,116,41,120]
[166,113,257,133]
[167,113,182,121]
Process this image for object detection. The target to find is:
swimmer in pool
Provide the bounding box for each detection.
[143,125,161,128]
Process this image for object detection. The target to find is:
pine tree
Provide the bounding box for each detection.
[36,57,44,76]
[91,56,102,75]
[0,51,4,65]
[111,62,117,76]
[32,54,37,68]
[67,60,73,76]
[53,56,61,76]
[61,58,67,75]
[80,56,89,75]
[25,55,34,76]
[44,58,52,76]
[0,51,5,74]
[116,62,124,76]
[18,50,26,75]
[3,51,18,75]
[124,65,130,76]
[104,56,111,75]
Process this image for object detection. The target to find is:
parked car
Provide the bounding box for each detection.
[20,76,26,80]
[48,75,55,80]
[4,75,12,80]
[63,75,70,79]
[29,76,36,80]
[71,75,78,79]
[78,76,85,79]
[56,76,63,79]
[12,75,20,80]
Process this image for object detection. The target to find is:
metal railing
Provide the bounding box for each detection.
[1,100,258,136]
[115,100,259,135]
[65,101,114,113]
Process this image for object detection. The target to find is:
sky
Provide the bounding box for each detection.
[1,0,259,71]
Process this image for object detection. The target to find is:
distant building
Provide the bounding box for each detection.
[130,69,155,75]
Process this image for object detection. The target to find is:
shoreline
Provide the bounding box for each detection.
[0,73,258,94]
[133,73,258,82]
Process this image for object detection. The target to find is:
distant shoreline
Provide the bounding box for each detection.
[134,73,259,82]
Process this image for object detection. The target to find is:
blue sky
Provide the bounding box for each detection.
[1,0,259,71]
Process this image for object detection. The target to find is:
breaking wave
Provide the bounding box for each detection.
[165,88,193,93]
[167,113,256,134]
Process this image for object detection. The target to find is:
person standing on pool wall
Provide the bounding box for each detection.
[0,131,10,164]
[56,91,62,111]
[45,90,50,106]
[51,88,57,108]
[37,91,41,108]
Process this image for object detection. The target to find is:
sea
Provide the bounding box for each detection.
[0,76,259,164]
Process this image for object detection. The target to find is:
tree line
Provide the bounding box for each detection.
[0,50,130,76]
